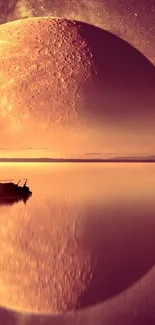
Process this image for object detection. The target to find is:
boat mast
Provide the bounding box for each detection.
[23,178,27,186]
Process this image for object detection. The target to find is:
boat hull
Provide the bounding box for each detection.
[0,182,32,205]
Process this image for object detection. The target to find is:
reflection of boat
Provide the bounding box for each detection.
[0,178,32,206]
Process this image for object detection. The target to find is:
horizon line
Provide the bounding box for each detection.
[1,157,155,163]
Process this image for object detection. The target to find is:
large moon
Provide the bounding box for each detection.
[0,17,155,157]
[1,17,155,317]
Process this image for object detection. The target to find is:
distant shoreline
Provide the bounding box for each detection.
[0,158,155,163]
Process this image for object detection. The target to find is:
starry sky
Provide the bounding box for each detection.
[0,0,155,65]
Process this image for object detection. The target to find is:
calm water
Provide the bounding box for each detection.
[1,163,155,318]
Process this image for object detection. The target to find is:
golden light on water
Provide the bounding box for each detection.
[1,163,155,315]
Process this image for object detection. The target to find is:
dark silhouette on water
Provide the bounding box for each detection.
[0,179,32,206]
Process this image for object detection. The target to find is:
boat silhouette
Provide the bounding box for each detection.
[0,178,32,206]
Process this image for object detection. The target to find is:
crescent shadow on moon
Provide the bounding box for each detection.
[74,21,155,126]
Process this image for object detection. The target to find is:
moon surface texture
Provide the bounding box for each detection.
[0,17,155,156]
[1,0,155,67]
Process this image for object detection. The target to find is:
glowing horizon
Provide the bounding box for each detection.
[0,148,155,160]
